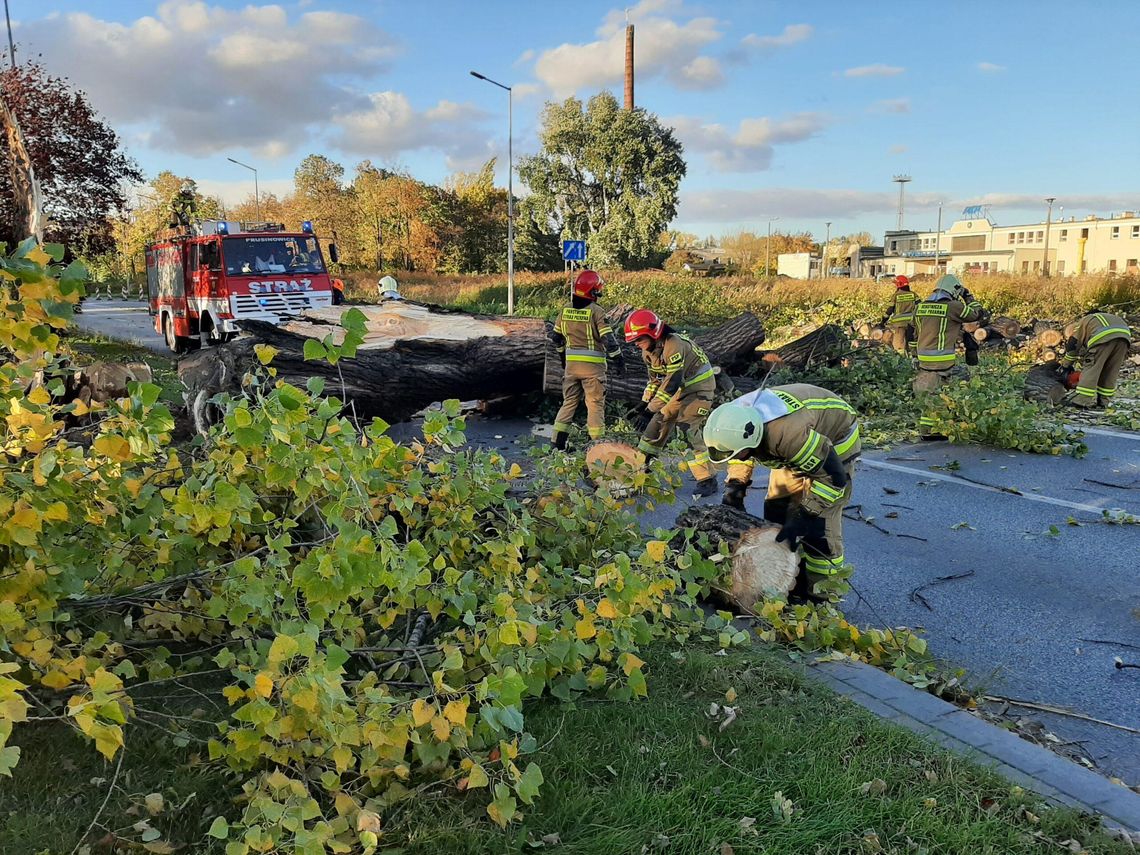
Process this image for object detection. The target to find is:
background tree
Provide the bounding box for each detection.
[0,60,141,254]
[442,159,508,274]
[518,92,686,269]
[721,230,816,275]
[514,197,563,272]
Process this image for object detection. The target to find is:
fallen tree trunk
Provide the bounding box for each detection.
[674,504,797,610]
[181,302,549,424]
[757,323,850,371]
[542,312,767,401]
[1023,363,1070,405]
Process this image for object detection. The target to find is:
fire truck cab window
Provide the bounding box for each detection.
[223,236,325,276]
[202,242,221,270]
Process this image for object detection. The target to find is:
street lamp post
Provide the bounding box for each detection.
[1042,197,1056,277]
[227,157,260,222]
[823,221,831,278]
[766,216,779,278]
[933,202,943,273]
[470,70,514,315]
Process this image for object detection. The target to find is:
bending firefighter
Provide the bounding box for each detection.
[549,271,624,449]
[625,310,719,498]
[1057,312,1133,408]
[704,385,860,601]
[882,275,917,353]
[913,274,988,440]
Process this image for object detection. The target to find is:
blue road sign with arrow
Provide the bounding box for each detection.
[562,240,586,261]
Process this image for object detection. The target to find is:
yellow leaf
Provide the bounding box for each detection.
[645,540,667,562]
[25,244,51,265]
[467,763,489,789]
[621,653,645,675]
[725,687,737,703]
[27,386,50,405]
[355,809,382,834]
[575,617,597,641]
[498,622,520,646]
[253,672,274,698]
[330,744,353,772]
[40,670,73,690]
[411,698,435,727]
[519,622,537,646]
[222,685,245,704]
[443,698,469,726]
[596,599,618,620]
[92,435,132,462]
[254,344,279,365]
[267,634,299,665]
[507,463,523,479]
[144,792,164,815]
[42,502,69,522]
[71,398,89,417]
[430,714,451,742]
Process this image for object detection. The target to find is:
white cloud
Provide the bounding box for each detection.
[844,63,905,78]
[741,23,812,51]
[977,61,1006,73]
[890,144,908,155]
[872,98,911,114]
[19,3,399,158]
[670,112,830,172]
[331,92,491,167]
[192,177,295,207]
[530,0,723,97]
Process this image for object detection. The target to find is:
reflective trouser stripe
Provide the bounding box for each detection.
[1074,386,1097,398]
[918,416,936,427]
[804,553,845,575]
[835,424,860,456]
[917,352,956,365]
[637,439,659,457]
[554,421,572,432]
[1097,387,1116,396]
[587,426,604,438]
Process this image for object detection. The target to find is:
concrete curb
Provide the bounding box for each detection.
[801,656,1140,833]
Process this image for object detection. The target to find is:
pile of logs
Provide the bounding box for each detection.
[853,316,1068,357]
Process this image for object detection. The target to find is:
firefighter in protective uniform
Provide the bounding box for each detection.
[913,274,988,439]
[704,384,860,601]
[882,275,916,353]
[624,310,719,498]
[1057,312,1132,407]
[170,181,198,229]
[549,271,624,449]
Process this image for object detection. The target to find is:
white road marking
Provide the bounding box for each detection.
[1071,425,1140,442]
[859,458,1118,516]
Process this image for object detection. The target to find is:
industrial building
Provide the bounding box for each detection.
[777,206,1140,279]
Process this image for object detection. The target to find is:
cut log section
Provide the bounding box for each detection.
[972,316,1021,343]
[1036,328,1065,348]
[675,504,798,610]
[1023,363,1071,405]
[583,440,645,496]
[543,312,767,401]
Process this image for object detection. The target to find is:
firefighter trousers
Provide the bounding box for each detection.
[637,392,715,481]
[887,324,913,354]
[554,364,607,439]
[1071,339,1128,407]
[727,462,855,587]
[914,364,968,432]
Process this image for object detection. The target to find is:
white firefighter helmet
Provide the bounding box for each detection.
[704,401,764,464]
[378,275,402,300]
[931,274,966,301]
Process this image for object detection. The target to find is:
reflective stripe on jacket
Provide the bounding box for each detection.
[915,298,983,368]
[554,303,621,366]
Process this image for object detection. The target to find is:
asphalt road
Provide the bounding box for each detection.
[434,416,1140,785]
[71,305,1140,784]
[75,299,169,353]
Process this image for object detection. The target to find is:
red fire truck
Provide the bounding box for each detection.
[146,220,340,353]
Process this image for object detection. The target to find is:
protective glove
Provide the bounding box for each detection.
[775,509,826,553]
[721,480,748,510]
[611,353,626,373]
[633,408,655,433]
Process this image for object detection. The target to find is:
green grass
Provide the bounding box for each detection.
[2,646,1127,855]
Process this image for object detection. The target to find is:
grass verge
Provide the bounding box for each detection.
[2,645,1128,855]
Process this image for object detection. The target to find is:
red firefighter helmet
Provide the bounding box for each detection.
[895,275,910,288]
[573,269,604,300]
[624,309,665,342]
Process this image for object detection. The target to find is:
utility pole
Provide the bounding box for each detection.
[470,71,514,314]
[823,221,832,278]
[893,175,912,230]
[766,216,779,278]
[933,203,943,273]
[227,157,260,222]
[4,0,15,69]
[1042,197,1056,277]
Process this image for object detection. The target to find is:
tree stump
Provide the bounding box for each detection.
[675,504,798,610]
[583,440,644,496]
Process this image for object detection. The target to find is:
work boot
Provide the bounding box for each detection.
[787,571,827,606]
[692,477,718,500]
[919,433,948,442]
[552,430,568,451]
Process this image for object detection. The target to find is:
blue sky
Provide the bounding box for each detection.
[10,0,1140,242]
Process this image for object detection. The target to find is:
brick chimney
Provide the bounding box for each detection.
[624,24,635,110]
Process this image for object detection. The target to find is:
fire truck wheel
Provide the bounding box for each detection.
[163,314,183,354]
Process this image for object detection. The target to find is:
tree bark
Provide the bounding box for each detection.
[180,302,550,425]
[1023,363,1069,405]
[757,323,850,371]
[542,312,767,401]
[674,504,797,610]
